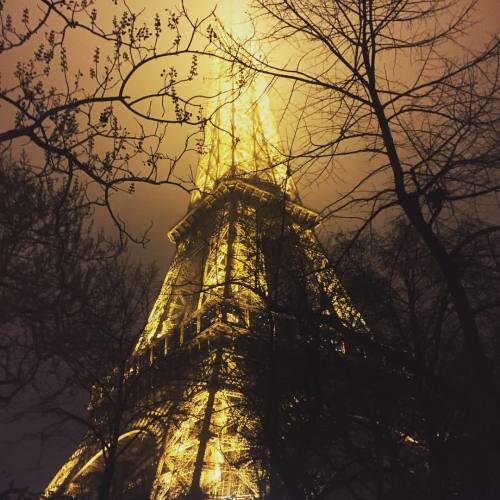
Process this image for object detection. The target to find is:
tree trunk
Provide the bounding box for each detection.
[98,451,116,500]
[188,344,223,498]
[368,81,500,498]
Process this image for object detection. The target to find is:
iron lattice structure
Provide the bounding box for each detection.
[45,59,365,500]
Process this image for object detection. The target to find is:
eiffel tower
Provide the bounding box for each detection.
[44,56,365,500]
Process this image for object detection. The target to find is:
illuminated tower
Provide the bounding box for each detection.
[44,59,364,499]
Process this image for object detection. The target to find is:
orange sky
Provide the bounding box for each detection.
[0,0,498,272]
[126,0,500,272]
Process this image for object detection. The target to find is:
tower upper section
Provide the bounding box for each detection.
[192,57,297,202]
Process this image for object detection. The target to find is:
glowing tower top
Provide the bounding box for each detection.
[192,56,297,202]
[191,0,296,202]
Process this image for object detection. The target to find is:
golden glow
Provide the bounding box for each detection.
[199,203,267,308]
[152,389,259,499]
[216,0,254,41]
[135,55,298,351]
[193,55,296,202]
[44,447,84,497]
[199,214,230,306]
[300,228,366,329]
[232,204,268,304]
[66,431,142,489]
[135,252,183,352]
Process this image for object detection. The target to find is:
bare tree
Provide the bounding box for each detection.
[3,1,499,497]
[332,219,500,498]
[38,258,162,500]
[205,1,500,497]
[0,154,129,495]
[228,214,425,499]
[0,155,114,407]
[0,1,223,242]
[0,157,172,497]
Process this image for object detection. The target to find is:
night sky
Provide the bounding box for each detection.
[0,0,498,494]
